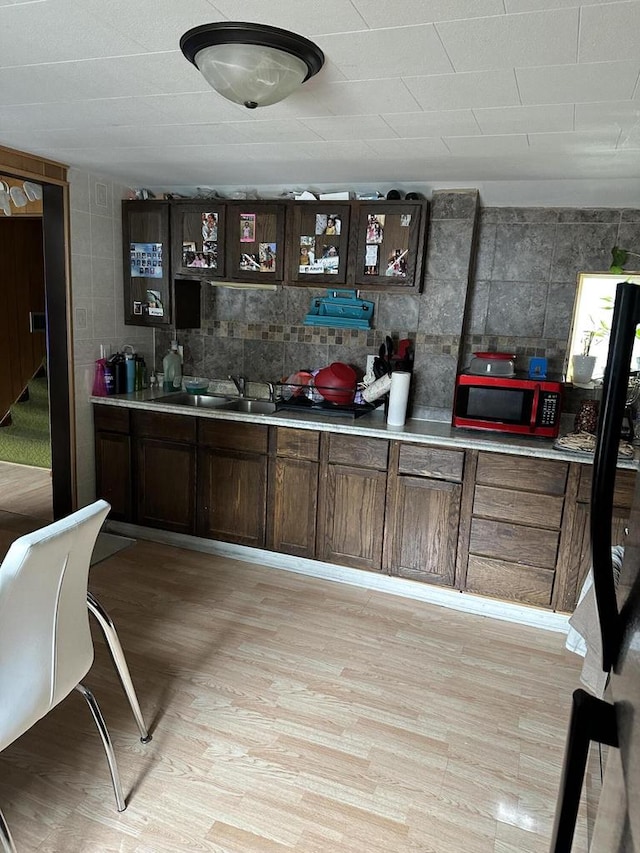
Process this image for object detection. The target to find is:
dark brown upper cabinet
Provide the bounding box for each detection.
[225,201,287,285]
[171,201,226,280]
[287,201,352,285]
[122,200,171,326]
[352,201,427,290]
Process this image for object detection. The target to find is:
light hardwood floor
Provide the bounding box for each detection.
[0,460,52,521]
[0,538,597,852]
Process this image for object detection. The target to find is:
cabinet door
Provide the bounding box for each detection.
[269,457,318,558]
[390,475,461,586]
[95,431,131,521]
[352,201,427,289]
[136,437,196,534]
[558,502,629,612]
[197,448,267,547]
[287,201,351,285]
[225,202,286,283]
[171,201,226,279]
[122,201,171,326]
[319,463,386,572]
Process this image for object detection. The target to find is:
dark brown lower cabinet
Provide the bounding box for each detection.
[318,463,386,572]
[95,431,131,521]
[269,457,318,558]
[197,420,269,547]
[197,448,267,546]
[94,405,132,521]
[136,437,196,534]
[132,410,197,534]
[390,475,461,585]
[267,427,319,559]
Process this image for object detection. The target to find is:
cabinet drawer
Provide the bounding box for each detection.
[469,518,559,569]
[473,485,564,529]
[466,555,554,607]
[93,405,130,434]
[275,427,319,461]
[578,466,636,509]
[476,452,567,495]
[398,444,464,482]
[133,410,196,443]
[328,434,388,470]
[199,419,268,453]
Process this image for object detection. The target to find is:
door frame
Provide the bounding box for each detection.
[0,145,75,518]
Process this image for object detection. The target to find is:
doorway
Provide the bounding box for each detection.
[0,148,74,524]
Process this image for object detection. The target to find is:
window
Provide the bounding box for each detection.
[566,273,640,384]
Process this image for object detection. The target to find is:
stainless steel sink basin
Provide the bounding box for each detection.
[226,398,277,414]
[152,393,276,414]
[152,392,234,408]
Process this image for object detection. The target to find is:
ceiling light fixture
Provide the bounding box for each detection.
[180,22,325,110]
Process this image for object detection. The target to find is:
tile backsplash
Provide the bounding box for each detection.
[156,197,640,418]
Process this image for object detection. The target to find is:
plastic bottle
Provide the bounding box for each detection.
[92,358,107,396]
[125,352,136,393]
[109,353,127,394]
[135,355,147,391]
[162,341,182,392]
[103,359,115,395]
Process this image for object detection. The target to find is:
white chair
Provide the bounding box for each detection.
[0,500,126,853]
[87,591,151,743]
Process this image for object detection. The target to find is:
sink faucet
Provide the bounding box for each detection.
[229,375,246,397]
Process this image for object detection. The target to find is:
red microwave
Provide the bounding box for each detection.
[453,373,563,437]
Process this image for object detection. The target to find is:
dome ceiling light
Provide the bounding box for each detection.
[180,22,325,110]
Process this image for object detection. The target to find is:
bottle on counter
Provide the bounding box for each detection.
[162,340,182,392]
[92,358,107,396]
[103,358,115,395]
[135,355,148,391]
[124,349,136,393]
[108,352,127,394]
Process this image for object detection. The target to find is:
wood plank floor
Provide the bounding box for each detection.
[0,538,598,852]
[0,460,52,521]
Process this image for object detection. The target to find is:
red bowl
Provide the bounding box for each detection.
[315,362,356,405]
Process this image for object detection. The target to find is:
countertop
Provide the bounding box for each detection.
[91,389,639,470]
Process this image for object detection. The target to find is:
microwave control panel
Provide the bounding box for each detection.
[537,391,560,426]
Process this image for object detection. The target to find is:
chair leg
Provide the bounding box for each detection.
[75,683,126,812]
[0,807,17,853]
[87,592,152,743]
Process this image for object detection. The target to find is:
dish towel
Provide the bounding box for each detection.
[565,546,624,698]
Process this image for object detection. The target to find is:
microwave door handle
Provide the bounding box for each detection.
[529,385,540,432]
[591,281,640,672]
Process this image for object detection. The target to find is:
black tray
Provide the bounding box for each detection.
[275,395,383,419]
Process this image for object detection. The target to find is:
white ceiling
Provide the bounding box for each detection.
[1,0,639,203]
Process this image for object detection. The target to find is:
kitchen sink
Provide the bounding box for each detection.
[152,392,234,408]
[152,393,276,414]
[225,398,276,414]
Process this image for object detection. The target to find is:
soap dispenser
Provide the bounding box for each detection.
[162,340,182,392]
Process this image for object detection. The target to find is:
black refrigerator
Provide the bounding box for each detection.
[551,280,640,852]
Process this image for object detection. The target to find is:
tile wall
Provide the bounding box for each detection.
[153,196,640,419]
[69,168,152,505]
[156,189,479,417]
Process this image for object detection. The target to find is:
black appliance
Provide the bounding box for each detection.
[551,281,640,851]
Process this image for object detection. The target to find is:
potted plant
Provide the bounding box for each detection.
[572,329,601,385]
[610,246,640,275]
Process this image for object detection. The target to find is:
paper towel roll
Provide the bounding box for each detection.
[387,371,411,426]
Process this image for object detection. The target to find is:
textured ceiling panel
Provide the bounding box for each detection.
[0,0,638,197]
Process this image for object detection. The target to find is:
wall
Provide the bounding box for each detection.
[464,207,640,411]
[69,168,152,505]
[156,189,479,418]
[157,197,640,420]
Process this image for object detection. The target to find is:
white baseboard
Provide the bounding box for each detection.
[107,521,570,635]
